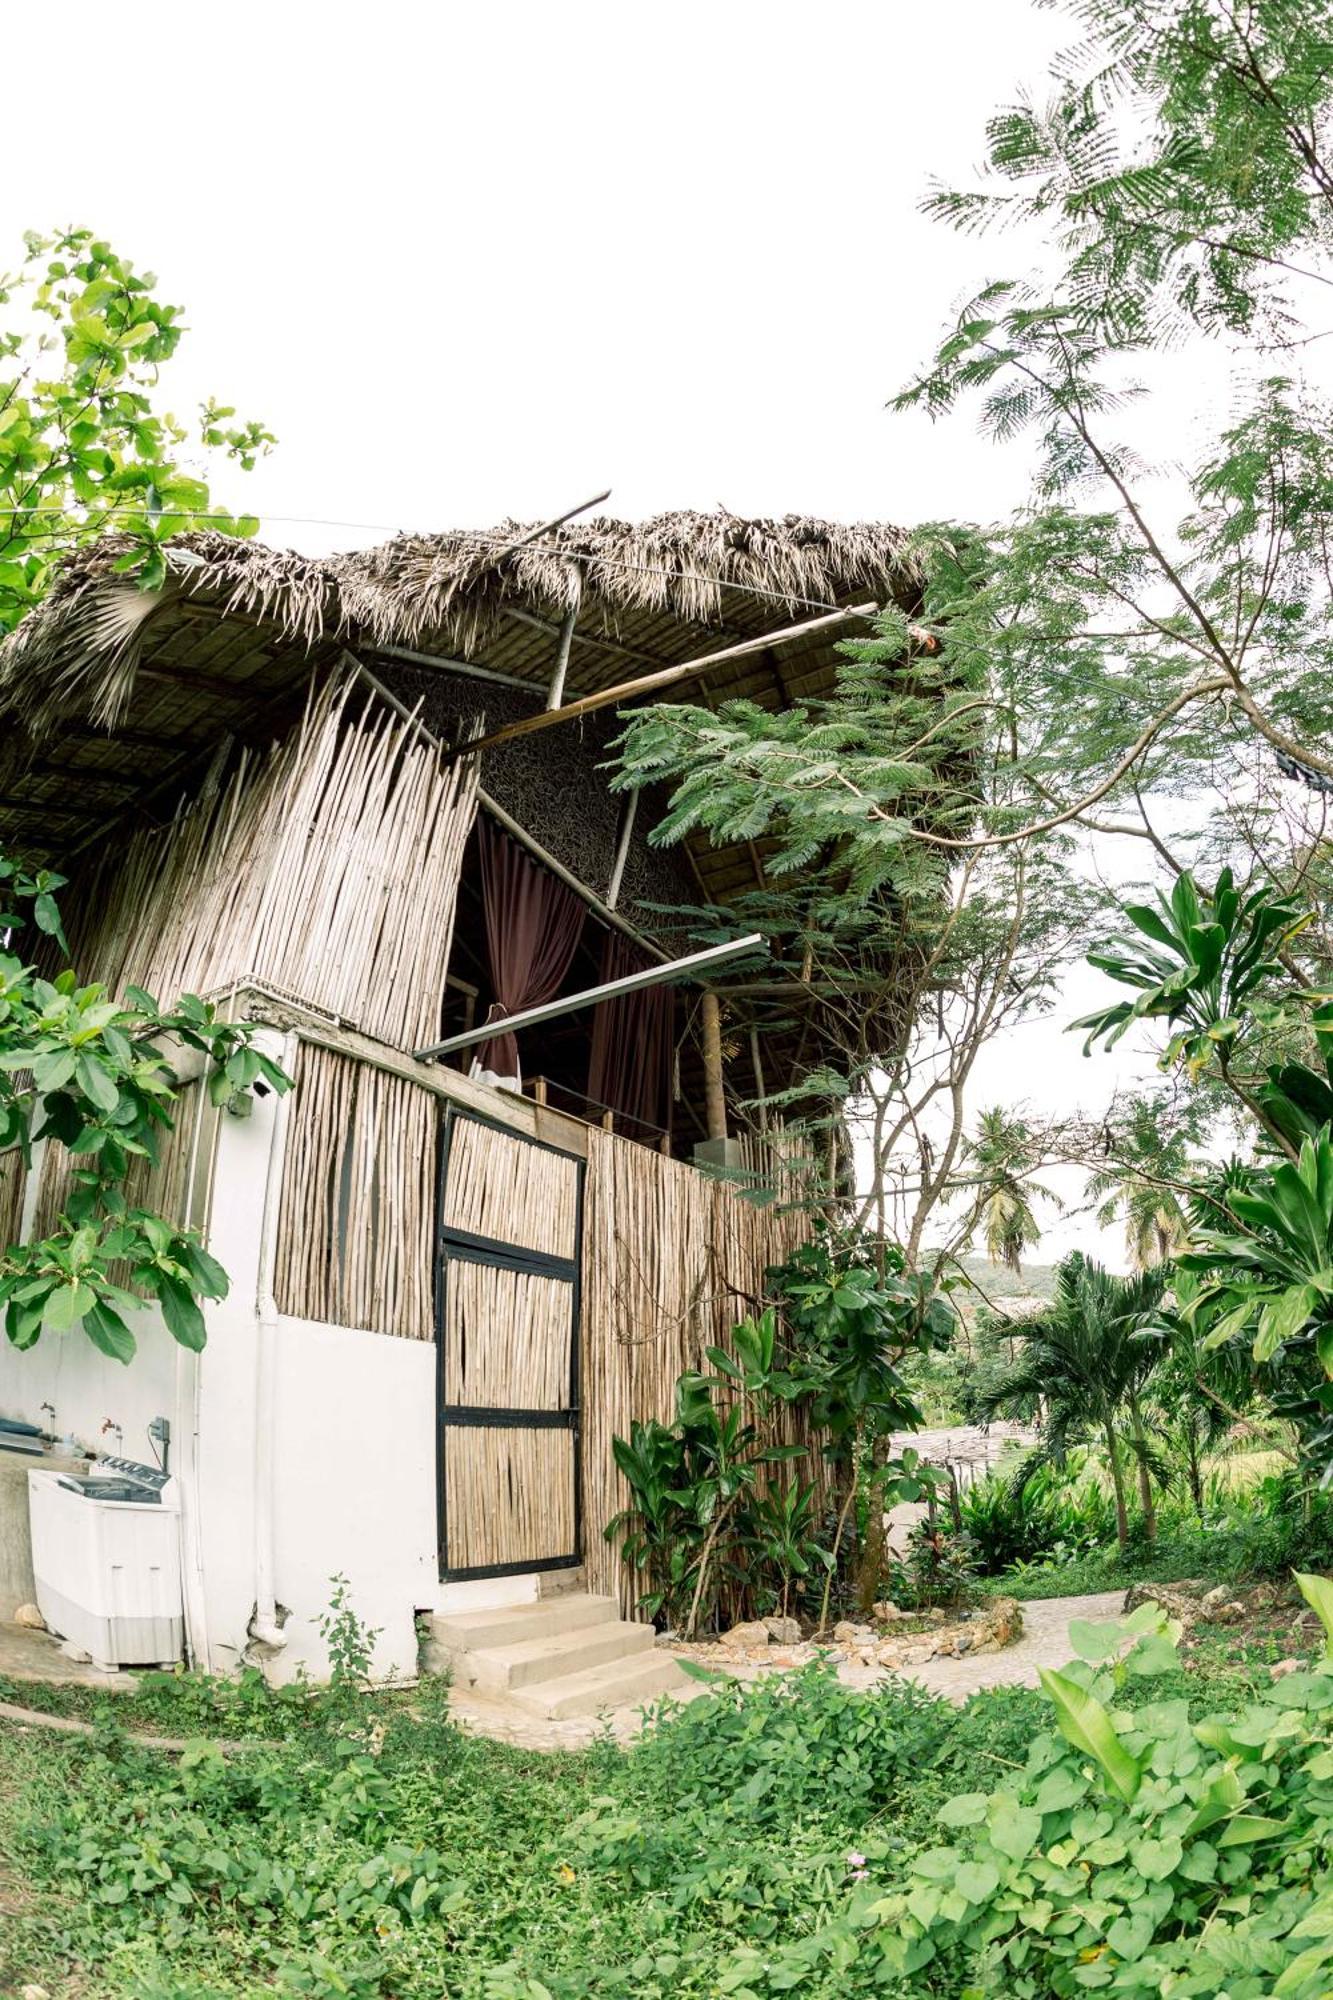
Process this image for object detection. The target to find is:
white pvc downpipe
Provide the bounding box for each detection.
[250,1031,298,1653]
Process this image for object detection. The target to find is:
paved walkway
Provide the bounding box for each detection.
[0,1592,1129,1755]
[838,1591,1125,1704]
[0,1621,136,1689]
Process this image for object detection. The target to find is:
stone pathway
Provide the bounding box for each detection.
[837,1591,1125,1704]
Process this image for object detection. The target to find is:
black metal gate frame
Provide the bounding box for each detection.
[435,1104,585,1582]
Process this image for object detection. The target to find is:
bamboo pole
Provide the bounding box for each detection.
[546,593,580,710]
[605,790,639,911]
[463,602,881,757]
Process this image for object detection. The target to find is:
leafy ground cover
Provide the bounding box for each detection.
[0,1603,1308,2000]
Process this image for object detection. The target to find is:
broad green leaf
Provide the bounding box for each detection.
[953,1861,1000,1905]
[1295,1572,1333,1654]
[83,1301,136,1364]
[989,1800,1042,1860]
[1068,1618,1125,1662]
[43,1281,94,1332]
[938,1792,988,1827]
[1216,1814,1289,1847]
[1037,1667,1142,1803]
[157,1277,207,1351]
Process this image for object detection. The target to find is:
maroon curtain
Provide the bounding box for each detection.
[476,818,586,1079]
[587,931,673,1135]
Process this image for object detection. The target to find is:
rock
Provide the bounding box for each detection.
[1200,1584,1234,1616]
[20,1985,50,2000]
[954,1633,972,1654]
[723,1621,770,1650]
[765,1616,802,1644]
[1123,1582,1202,1623]
[770,1651,796,1667]
[832,1620,857,1645]
[876,1642,903,1667]
[969,1597,1023,1655]
[1270,1657,1304,1681]
[12,1602,46,1630]
[872,1601,905,1624]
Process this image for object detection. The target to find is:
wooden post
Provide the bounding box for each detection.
[701,990,727,1142]
[601,1108,615,1133]
[533,1076,548,1106]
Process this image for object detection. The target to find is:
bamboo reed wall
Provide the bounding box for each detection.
[33,1080,212,1242]
[0,1148,25,1251]
[443,1427,575,1572]
[275,1043,438,1340]
[443,1261,572,1409]
[579,1126,810,1608]
[269,1037,809,1592]
[57,671,478,1051]
[442,1116,579,1261]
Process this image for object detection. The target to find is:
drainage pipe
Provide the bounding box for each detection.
[250,1031,298,1653]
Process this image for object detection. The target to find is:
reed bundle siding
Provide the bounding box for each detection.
[30,1080,215,1289]
[443,1427,576,1573]
[443,1261,572,1410]
[275,1043,437,1340]
[441,1115,579,1261]
[52,671,478,1052]
[0,1150,25,1251]
[579,1125,810,1608]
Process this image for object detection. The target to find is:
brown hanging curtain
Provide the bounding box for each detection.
[475,817,586,1081]
[587,930,673,1136]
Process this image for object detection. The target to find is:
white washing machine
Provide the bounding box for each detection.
[28,1458,184,1671]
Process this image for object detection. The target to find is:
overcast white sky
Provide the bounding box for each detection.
[7,0,1236,1268]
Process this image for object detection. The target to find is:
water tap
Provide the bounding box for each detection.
[101,1418,123,1453]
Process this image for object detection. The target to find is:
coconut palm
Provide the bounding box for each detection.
[981,1253,1167,1551]
[1086,1101,1190,1272]
[966,1106,1053,1275]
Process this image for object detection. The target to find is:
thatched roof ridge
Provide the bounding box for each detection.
[0,510,921,736]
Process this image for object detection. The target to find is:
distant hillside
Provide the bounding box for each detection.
[951,1253,1057,1316]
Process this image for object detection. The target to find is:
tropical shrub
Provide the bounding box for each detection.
[959,1455,1119,1574]
[874,1589,1333,1996]
[607,1234,955,1633]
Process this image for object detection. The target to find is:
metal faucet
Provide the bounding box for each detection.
[101,1419,123,1453]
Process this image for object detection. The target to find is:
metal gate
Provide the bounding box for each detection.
[436,1107,584,1580]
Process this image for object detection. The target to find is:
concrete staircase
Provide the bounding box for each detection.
[421,1592,694,1721]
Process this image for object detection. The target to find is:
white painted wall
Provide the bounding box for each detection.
[1,1036,551,1685]
[0,1299,177,1471]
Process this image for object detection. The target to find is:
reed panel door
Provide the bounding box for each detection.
[436,1108,584,1580]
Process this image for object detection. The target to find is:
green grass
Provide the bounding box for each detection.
[0,1624,1282,2000]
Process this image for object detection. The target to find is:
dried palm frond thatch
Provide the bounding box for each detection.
[0,509,922,738]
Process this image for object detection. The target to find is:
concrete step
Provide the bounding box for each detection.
[469,1617,655,1692]
[421,1594,618,1672]
[510,1647,702,1721]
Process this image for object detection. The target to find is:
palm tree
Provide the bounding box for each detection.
[982,1253,1167,1551]
[966,1107,1053,1275]
[1086,1102,1190,1272]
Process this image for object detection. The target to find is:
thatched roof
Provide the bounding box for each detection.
[0,509,922,903]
